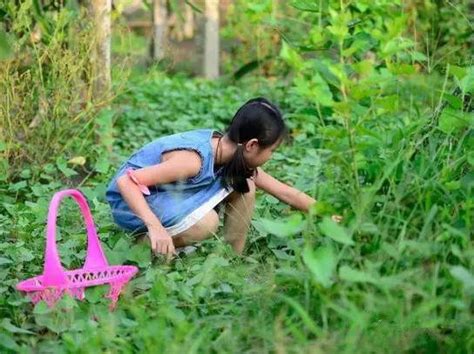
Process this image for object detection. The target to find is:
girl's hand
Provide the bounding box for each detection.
[147,224,176,255]
[331,215,343,223]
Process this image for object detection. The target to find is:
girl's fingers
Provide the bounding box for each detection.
[155,241,162,255]
[169,243,176,255]
[166,242,176,255]
[165,252,174,262]
[150,236,175,256]
[160,242,166,254]
[331,215,343,223]
[160,240,171,255]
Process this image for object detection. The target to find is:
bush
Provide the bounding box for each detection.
[0,0,111,183]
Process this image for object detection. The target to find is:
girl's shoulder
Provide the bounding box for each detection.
[125,129,216,169]
[155,128,214,145]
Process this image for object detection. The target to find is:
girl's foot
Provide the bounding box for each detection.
[175,245,198,256]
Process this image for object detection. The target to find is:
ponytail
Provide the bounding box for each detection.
[223,144,254,193]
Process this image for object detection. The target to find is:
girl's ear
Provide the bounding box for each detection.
[245,138,259,152]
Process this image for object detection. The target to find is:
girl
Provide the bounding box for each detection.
[106,97,339,256]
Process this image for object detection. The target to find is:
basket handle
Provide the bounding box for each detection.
[42,189,109,286]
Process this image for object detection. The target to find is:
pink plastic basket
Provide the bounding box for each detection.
[16,189,138,309]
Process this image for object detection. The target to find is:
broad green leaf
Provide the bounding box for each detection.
[450,65,467,80]
[258,214,304,238]
[95,109,115,149]
[85,285,109,303]
[56,294,77,310]
[9,180,27,192]
[33,301,51,315]
[290,0,320,12]
[0,257,12,266]
[1,318,34,334]
[94,157,110,174]
[121,317,139,328]
[0,29,13,61]
[280,41,303,70]
[319,217,354,245]
[303,245,337,288]
[127,243,152,267]
[459,67,474,93]
[68,156,86,166]
[412,51,427,62]
[0,333,19,351]
[56,158,77,177]
[339,265,376,283]
[328,9,350,41]
[450,266,474,295]
[353,59,374,77]
[443,93,463,109]
[105,238,131,264]
[18,248,35,262]
[271,249,294,260]
[467,151,474,167]
[113,238,131,252]
[438,108,473,134]
[294,73,334,107]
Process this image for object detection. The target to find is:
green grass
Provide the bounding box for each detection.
[0,70,472,353]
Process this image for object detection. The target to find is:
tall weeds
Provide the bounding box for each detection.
[0,1,109,183]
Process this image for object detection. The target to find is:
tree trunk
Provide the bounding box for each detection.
[183,3,194,39]
[204,0,219,79]
[88,0,112,100]
[152,0,167,60]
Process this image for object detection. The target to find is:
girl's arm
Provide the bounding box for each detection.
[119,150,202,187]
[253,167,316,212]
[116,150,202,254]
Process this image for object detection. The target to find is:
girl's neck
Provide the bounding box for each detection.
[212,134,237,166]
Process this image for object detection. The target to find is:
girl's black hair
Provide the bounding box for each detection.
[222,97,287,193]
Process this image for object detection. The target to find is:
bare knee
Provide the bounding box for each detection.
[173,210,219,247]
[203,210,220,235]
[186,210,219,237]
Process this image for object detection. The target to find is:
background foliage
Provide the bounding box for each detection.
[0,0,472,352]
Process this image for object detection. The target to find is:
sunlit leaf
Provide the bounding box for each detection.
[127,243,152,267]
[339,265,376,283]
[319,217,354,245]
[257,214,304,238]
[438,108,473,134]
[303,245,337,288]
[459,67,474,93]
[1,318,34,334]
[280,41,304,70]
[450,266,474,295]
[0,333,19,351]
[68,156,86,166]
[0,28,13,61]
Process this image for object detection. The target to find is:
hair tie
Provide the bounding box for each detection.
[259,101,279,115]
[237,143,242,146]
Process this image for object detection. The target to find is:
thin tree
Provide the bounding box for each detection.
[88,0,112,99]
[183,2,195,39]
[204,0,219,79]
[152,0,167,60]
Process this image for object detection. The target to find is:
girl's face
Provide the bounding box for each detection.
[243,138,281,168]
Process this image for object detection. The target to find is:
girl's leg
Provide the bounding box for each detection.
[223,179,256,254]
[172,210,220,248]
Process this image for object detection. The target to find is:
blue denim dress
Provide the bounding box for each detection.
[105,129,232,235]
